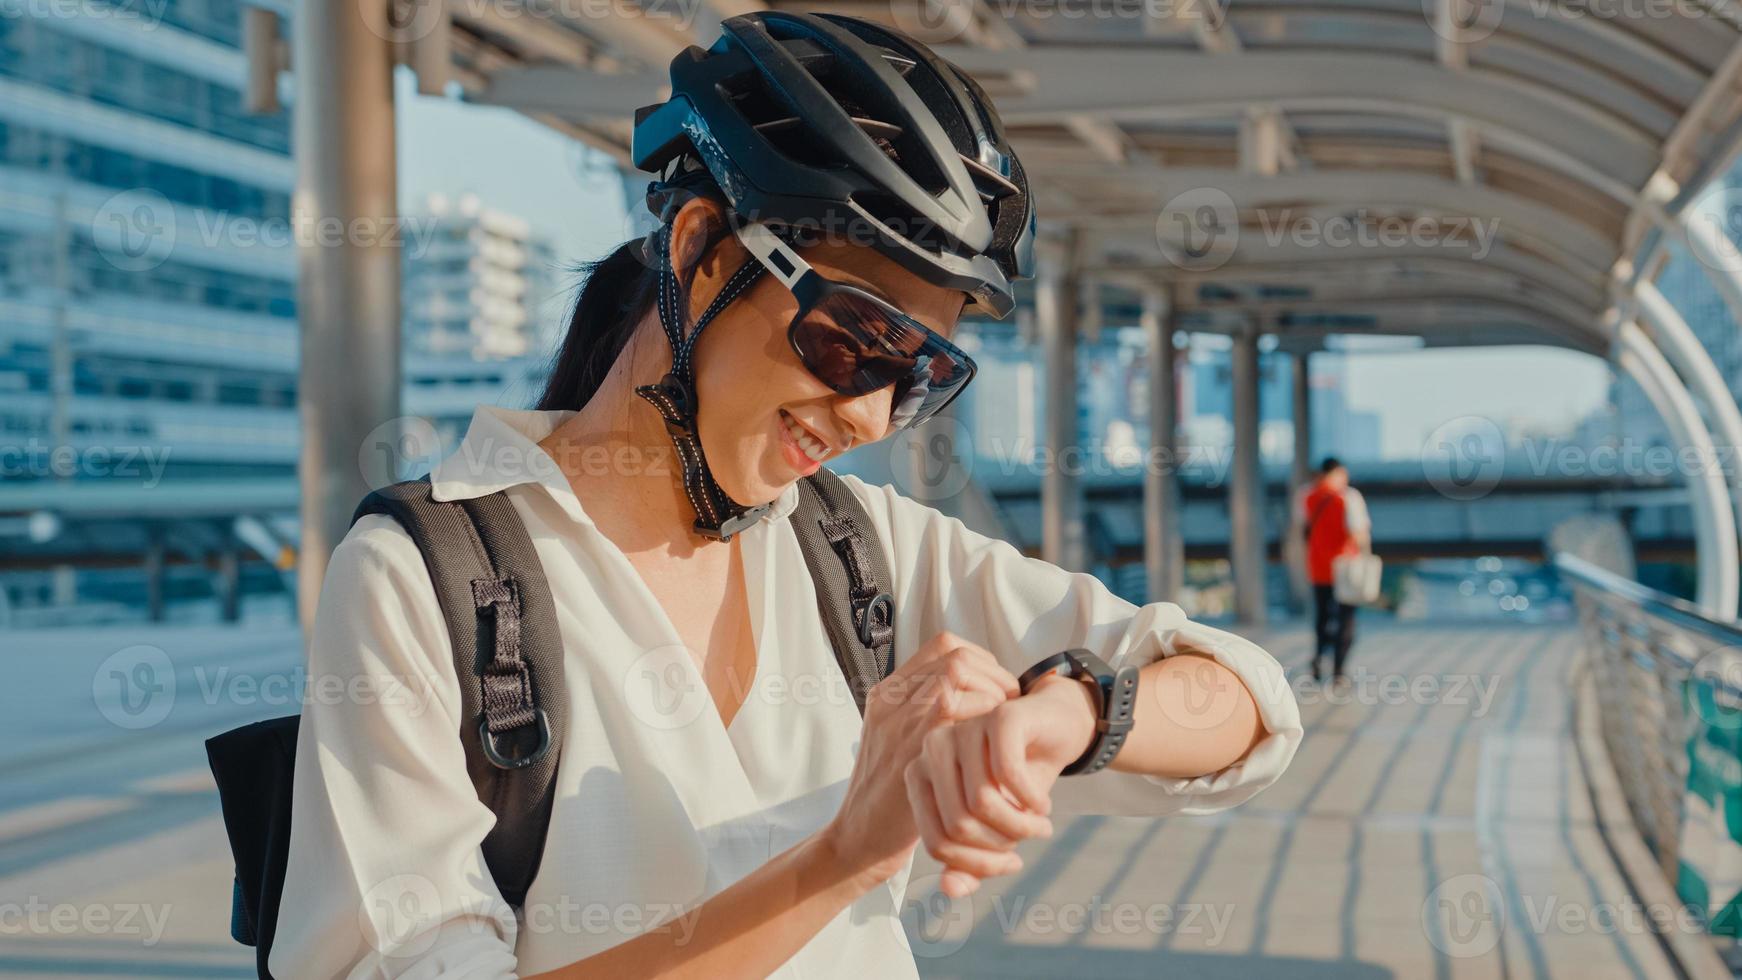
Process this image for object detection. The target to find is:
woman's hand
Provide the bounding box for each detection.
[904,669,1099,898]
[820,630,1022,889]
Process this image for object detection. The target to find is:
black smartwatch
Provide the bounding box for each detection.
[1016,648,1141,775]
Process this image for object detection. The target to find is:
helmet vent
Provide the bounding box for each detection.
[754,114,910,173]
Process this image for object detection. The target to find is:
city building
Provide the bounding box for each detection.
[402,191,562,362]
[1614,156,1742,449]
[0,7,560,621]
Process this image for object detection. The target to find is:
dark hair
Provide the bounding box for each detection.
[1320,456,1345,475]
[535,203,740,411]
[534,242,660,411]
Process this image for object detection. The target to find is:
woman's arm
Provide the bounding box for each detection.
[1030,645,1268,780]
[527,829,871,980]
[271,516,520,979]
[840,473,1303,819]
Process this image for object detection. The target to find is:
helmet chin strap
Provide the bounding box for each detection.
[634,223,772,542]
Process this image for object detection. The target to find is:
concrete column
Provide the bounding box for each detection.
[1142,286,1184,602]
[1229,325,1267,625]
[293,0,401,634]
[1285,350,1313,612]
[144,529,165,623]
[217,545,241,623]
[1036,234,1085,571]
[1291,352,1313,490]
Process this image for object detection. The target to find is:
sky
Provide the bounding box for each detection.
[395,73,1616,458]
[396,71,630,266]
[1342,346,1611,458]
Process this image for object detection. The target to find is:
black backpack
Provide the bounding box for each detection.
[205,467,897,979]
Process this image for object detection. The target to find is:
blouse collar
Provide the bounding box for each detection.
[427,404,803,530]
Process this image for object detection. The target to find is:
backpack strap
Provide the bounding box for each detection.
[350,476,566,909]
[791,468,897,715]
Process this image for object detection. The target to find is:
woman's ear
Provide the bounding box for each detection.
[667,196,754,325]
[667,195,730,278]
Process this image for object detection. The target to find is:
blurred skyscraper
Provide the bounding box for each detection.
[1613,159,1742,449]
[0,9,561,620]
[403,191,561,362]
[0,1,299,619]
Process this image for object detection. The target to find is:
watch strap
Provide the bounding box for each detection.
[1017,649,1140,776]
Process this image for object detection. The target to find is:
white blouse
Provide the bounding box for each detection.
[271,405,1303,979]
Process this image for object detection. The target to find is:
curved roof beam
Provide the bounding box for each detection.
[1175,297,1601,352]
[1049,166,1620,275]
[1093,238,1605,301]
[940,47,1662,190]
[1218,8,1697,125]
[1182,278,1599,337]
[1096,224,1607,301]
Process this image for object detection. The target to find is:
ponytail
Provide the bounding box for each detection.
[536,191,738,411]
[535,240,660,411]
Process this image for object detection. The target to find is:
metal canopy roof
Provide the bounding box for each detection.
[439,0,1742,354]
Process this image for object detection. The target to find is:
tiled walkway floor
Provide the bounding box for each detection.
[0,621,1679,978]
[910,622,1679,980]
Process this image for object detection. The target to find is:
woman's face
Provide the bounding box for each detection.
[668,200,968,506]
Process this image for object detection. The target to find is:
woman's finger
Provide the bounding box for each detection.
[906,758,1023,880]
[906,634,1020,702]
[984,704,1053,817]
[916,661,1007,722]
[926,726,1017,853]
[961,720,1053,841]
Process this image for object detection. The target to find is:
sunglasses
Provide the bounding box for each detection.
[732,221,978,433]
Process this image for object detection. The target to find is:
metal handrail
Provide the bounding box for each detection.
[1556,553,1742,653]
[1557,550,1742,942]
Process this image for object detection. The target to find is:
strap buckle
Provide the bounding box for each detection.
[857,591,895,648]
[478,709,552,770]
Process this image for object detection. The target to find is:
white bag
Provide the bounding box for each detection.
[1333,553,1383,606]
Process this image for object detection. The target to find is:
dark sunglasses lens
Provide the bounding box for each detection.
[791,290,973,429]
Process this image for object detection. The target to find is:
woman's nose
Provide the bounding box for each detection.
[833,385,894,448]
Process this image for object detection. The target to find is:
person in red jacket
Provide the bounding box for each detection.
[1301,458,1371,687]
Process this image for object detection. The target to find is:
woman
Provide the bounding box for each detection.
[273,12,1302,979]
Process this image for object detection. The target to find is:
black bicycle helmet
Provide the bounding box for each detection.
[631,10,1036,318]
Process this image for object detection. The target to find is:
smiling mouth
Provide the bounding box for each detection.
[779,409,833,463]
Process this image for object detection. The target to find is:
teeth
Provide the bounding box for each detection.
[782,411,830,462]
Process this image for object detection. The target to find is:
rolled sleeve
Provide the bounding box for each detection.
[269,515,520,980]
[839,474,1302,819]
